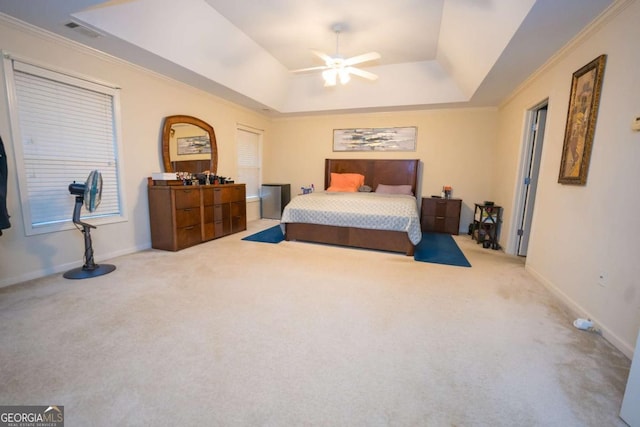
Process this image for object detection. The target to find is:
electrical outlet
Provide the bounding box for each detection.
[598,272,607,287]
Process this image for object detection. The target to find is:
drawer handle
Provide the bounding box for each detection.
[436,216,445,219]
[184,226,195,230]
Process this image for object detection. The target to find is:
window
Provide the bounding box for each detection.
[3,56,125,235]
[236,127,261,200]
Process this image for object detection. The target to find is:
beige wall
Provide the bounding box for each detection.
[2,1,638,361]
[0,17,269,286]
[266,108,498,230]
[494,1,640,356]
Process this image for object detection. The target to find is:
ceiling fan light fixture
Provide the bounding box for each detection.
[338,68,351,85]
[292,25,380,87]
[322,69,337,86]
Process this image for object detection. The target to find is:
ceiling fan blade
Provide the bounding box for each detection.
[347,67,378,81]
[290,65,329,73]
[344,51,381,66]
[311,50,335,66]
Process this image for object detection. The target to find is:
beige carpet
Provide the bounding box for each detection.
[0,220,630,426]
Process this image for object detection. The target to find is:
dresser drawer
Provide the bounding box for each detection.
[203,205,214,223]
[176,225,201,249]
[203,222,215,241]
[231,200,246,217]
[175,207,200,227]
[202,188,214,206]
[213,187,229,204]
[213,185,246,204]
[214,220,226,237]
[230,185,245,202]
[175,188,200,209]
[213,204,223,219]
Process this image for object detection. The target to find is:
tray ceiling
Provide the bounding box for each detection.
[0,0,615,115]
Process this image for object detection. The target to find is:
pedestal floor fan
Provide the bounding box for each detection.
[63,170,116,279]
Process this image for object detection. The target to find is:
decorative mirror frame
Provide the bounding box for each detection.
[162,115,218,174]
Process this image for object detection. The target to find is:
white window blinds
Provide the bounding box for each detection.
[237,128,261,198]
[7,59,123,234]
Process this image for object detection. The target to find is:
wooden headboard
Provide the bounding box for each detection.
[324,159,420,195]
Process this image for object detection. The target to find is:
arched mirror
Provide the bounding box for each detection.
[162,115,218,174]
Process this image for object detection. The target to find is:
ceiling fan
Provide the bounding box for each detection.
[291,25,381,86]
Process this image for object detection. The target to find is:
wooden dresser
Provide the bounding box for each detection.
[148,183,246,251]
[420,197,462,235]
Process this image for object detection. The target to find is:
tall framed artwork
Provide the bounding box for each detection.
[558,54,607,185]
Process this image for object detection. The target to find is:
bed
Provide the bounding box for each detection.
[281,159,421,255]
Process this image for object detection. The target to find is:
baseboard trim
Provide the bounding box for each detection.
[526,264,633,359]
[0,243,150,289]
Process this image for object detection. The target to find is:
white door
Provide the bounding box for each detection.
[621,330,640,425]
[517,106,547,256]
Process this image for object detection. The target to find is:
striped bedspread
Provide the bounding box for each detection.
[281,192,422,245]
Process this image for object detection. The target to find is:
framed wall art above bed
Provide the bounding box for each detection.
[333,127,417,152]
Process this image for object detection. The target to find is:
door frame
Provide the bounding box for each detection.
[507,99,548,256]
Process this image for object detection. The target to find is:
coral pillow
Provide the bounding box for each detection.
[375,184,413,196]
[327,173,365,192]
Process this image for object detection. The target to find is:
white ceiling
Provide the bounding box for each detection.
[204,0,444,69]
[0,0,614,116]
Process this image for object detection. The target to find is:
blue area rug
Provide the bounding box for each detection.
[242,225,285,244]
[414,232,471,267]
[243,227,470,267]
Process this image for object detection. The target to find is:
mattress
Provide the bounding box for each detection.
[281,192,422,245]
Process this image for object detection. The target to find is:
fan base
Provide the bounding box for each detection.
[63,264,116,280]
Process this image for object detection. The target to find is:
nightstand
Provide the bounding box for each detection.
[421,197,462,235]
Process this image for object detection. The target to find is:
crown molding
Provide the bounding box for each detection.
[0,13,123,66]
[500,0,635,109]
[0,12,270,118]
